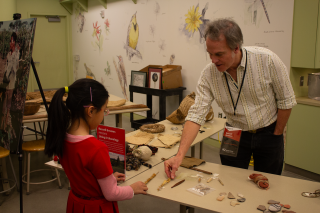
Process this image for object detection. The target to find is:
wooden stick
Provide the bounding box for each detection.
[190,167,212,175]
[157,178,171,191]
[218,178,224,186]
[144,172,159,184]
[171,179,185,188]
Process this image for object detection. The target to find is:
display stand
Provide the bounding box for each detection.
[129,85,186,129]
[12,14,48,213]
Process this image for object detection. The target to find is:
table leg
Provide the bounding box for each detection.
[180,205,195,213]
[116,114,122,128]
[200,141,203,159]
[191,146,195,158]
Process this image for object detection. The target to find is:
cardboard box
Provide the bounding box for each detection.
[139,64,183,90]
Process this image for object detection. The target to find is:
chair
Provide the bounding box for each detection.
[22,139,62,195]
[0,146,18,204]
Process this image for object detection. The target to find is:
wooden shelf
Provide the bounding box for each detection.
[296,96,320,107]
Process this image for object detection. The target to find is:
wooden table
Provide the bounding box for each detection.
[121,162,320,213]
[22,94,150,128]
[125,118,226,181]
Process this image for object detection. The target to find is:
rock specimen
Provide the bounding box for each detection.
[228,192,235,199]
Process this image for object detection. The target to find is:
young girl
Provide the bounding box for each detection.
[45,79,148,213]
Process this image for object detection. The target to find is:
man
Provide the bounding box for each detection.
[164,19,296,178]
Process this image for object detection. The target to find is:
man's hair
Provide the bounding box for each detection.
[204,18,243,49]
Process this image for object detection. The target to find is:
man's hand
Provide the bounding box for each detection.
[113,172,126,182]
[164,156,184,179]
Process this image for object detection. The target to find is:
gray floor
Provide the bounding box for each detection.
[0,114,318,212]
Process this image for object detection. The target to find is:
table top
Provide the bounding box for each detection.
[121,162,320,213]
[22,94,150,123]
[125,118,226,180]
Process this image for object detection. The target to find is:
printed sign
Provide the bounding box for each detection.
[219,126,242,157]
[97,125,125,174]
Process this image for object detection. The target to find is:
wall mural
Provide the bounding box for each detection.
[169,54,175,65]
[75,4,86,33]
[244,0,271,26]
[0,18,36,150]
[113,56,128,100]
[92,21,103,52]
[84,63,96,79]
[182,3,209,44]
[104,61,111,76]
[104,19,110,35]
[124,12,142,60]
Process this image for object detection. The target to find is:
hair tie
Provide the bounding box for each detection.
[65,86,69,93]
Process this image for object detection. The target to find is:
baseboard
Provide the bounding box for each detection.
[284,164,320,182]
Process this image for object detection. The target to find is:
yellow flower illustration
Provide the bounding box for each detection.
[185,5,203,33]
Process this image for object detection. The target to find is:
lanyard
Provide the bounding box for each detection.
[224,50,248,116]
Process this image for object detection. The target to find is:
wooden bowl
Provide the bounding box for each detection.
[24,102,41,115]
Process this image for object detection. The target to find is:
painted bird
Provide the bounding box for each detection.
[84,63,96,79]
[127,12,139,50]
[115,56,128,100]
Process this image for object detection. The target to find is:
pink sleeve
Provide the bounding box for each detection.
[97,174,134,201]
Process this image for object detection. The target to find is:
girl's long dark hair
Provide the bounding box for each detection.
[45,79,109,157]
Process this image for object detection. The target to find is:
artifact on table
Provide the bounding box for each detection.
[268,200,280,204]
[228,192,235,199]
[237,198,246,202]
[26,90,67,103]
[283,205,291,209]
[249,173,269,189]
[157,178,171,191]
[166,92,214,124]
[207,177,213,183]
[217,195,225,201]
[171,179,185,188]
[107,99,126,107]
[140,124,165,133]
[157,134,181,148]
[108,104,148,111]
[230,200,239,207]
[23,102,41,115]
[180,156,205,169]
[133,146,152,160]
[268,204,282,212]
[257,205,266,211]
[237,193,244,198]
[144,172,158,184]
[282,210,296,213]
[126,131,155,145]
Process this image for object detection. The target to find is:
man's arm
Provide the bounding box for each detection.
[274,108,292,135]
[164,121,200,179]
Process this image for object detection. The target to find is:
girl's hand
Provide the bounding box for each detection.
[113,172,126,182]
[130,181,148,195]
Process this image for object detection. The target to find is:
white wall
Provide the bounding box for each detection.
[72,0,294,138]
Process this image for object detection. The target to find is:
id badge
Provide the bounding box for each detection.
[219,126,242,157]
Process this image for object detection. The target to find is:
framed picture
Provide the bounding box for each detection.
[131,71,147,87]
[148,67,162,89]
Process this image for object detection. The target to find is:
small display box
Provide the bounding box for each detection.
[139,65,183,89]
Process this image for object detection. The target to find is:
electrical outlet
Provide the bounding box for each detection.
[218,113,222,118]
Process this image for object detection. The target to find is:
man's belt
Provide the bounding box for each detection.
[247,121,277,134]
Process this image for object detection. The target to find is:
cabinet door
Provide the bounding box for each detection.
[286,104,320,174]
[291,0,319,68]
[315,1,320,68]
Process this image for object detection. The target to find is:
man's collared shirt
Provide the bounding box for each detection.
[185,46,297,131]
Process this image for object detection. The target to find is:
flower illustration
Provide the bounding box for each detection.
[92,21,101,40]
[104,19,110,33]
[185,5,203,33]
